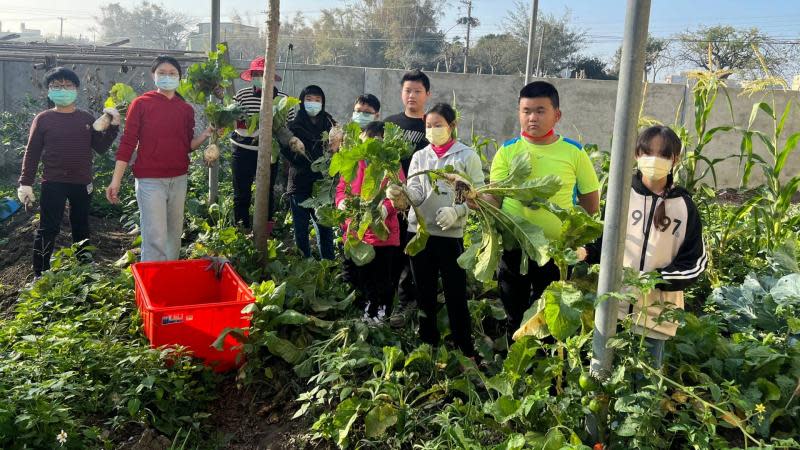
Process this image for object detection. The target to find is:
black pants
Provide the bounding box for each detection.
[344,246,399,317]
[231,147,279,227]
[392,215,415,305]
[409,234,475,356]
[33,181,91,275]
[498,249,561,335]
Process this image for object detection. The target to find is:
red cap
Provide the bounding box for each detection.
[240,56,282,82]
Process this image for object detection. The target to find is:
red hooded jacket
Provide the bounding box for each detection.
[115,91,196,178]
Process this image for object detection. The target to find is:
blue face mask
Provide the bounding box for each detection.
[352,111,376,129]
[48,88,77,107]
[304,101,322,117]
[155,74,180,91]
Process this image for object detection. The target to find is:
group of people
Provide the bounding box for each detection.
[17,57,706,367]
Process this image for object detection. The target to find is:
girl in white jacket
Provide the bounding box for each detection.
[584,125,706,368]
[386,103,484,357]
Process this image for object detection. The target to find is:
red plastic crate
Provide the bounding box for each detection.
[132,259,255,372]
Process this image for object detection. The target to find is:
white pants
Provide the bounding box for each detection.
[135,175,187,262]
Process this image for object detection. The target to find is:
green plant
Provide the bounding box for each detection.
[671,69,736,192]
[177,44,238,104]
[728,79,800,251]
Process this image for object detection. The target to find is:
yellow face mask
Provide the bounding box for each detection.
[426,126,451,146]
[637,156,673,181]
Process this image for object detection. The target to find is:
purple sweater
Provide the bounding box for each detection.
[19,109,118,186]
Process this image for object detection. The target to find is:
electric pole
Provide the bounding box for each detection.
[535,25,545,77]
[208,0,220,205]
[461,0,474,74]
[58,17,65,41]
[523,0,539,84]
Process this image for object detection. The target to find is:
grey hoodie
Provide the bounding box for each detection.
[406,141,485,238]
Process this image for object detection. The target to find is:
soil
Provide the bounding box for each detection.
[205,378,330,450]
[0,206,133,315]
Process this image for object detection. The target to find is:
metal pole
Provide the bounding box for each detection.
[462,0,473,74]
[523,0,539,84]
[534,26,544,77]
[586,3,650,442]
[591,0,651,379]
[208,0,221,205]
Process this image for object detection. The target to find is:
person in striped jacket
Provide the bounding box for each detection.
[231,56,304,228]
[583,125,707,368]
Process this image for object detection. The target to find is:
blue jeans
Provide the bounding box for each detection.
[289,192,334,260]
[135,175,187,262]
[645,337,665,369]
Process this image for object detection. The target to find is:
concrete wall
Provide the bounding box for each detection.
[2,59,799,188]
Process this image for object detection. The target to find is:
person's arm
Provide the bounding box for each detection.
[191,127,213,150]
[483,145,511,208]
[657,197,707,291]
[18,114,45,187]
[274,125,294,148]
[90,122,119,154]
[107,99,142,204]
[335,175,348,209]
[404,153,425,206]
[578,191,600,215]
[576,148,601,215]
[105,160,128,204]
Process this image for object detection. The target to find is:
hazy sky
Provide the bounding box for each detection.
[2,0,799,60]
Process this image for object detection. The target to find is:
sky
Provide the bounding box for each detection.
[2,0,799,67]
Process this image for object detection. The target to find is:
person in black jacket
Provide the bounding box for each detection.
[581,125,706,369]
[282,85,336,260]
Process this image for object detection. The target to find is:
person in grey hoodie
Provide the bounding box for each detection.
[386,103,484,356]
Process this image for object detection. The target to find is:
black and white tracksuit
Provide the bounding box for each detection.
[587,172,707,339]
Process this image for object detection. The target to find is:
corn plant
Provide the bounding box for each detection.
[671,69,736,192]
[723,60,800,251]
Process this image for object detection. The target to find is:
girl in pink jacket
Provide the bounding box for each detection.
[335,122,405,323]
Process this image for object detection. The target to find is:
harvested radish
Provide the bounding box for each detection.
[204,143,220,165]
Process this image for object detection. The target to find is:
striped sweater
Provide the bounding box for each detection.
[230,86,295,151]
[19,109,118,186]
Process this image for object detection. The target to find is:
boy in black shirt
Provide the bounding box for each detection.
[384,69,432,328]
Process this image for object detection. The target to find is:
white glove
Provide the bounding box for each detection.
[385,184,404,201]
[17,185,34,206]
[436,207,460,230]
[289,136,305,154]
[103,107,121,126]
[87,183,93,195]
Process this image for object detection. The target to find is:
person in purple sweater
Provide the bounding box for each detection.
[18,67,120,277]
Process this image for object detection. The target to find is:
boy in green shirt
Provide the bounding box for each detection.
[489,81,600,336]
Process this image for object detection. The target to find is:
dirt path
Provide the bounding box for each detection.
[0,208,133,314]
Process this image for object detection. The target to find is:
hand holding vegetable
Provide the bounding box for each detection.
[328,125,344,152]
[289,136,305,154]
[104,107,121,126]
[385,184,410,210]
[576,246,587,261]
[17,185,34,207]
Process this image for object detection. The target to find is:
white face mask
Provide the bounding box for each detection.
[637,156,673,181]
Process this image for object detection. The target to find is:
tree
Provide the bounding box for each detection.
[610,35,672,82]
[676,26,789,79]
[254,0,280,258]
[570,57,616,80]
[438,38,465,72]
[95,1,191,49]
[472,33,521,75]
[278,12,316,65]
[504,1,586,76]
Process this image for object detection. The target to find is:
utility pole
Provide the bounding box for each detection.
[461,0,473,74]
[523,0,539,84]
[535,25,545,77]
[58,17,65,41]
[208,0,221,205]
[587,0,651,442]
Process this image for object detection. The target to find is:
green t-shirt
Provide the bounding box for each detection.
[490,135,600,240]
